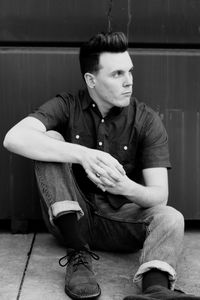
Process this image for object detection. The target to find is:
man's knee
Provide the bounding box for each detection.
[45,130,65,141]
[158,205,184,230]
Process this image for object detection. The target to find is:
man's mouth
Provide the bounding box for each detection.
[122,91,132,96]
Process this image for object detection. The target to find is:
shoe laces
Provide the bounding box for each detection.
[59,248,99,269]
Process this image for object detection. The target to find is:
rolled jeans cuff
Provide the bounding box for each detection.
[133,260,177,290]
[48,200,84,225]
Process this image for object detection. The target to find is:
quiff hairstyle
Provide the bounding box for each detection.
[79,32,128,78]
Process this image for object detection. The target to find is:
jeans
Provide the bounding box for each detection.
[34,132,184,289]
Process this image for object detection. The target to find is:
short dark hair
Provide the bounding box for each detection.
[79,32,128,78]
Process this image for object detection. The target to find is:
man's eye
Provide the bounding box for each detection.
[113,71,122,78]
[129,69,134,75]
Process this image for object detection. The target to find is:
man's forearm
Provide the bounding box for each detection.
[103,175,168,208]
[123,178,168,208]
[3,127,84,164]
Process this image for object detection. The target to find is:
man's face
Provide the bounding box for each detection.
[92,51,133,114]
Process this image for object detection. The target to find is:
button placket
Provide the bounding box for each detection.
[97,118,106,150]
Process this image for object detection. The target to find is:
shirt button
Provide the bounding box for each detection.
[92,103,96,108]
[98,141,103,146]
[101,119,104,123]
[75,135,80,139]
[124,146,128,150]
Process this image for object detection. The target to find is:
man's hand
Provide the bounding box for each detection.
[80,147,125,190]
[101,174,131,194]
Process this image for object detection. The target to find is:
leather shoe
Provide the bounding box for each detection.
[59,248,101,299]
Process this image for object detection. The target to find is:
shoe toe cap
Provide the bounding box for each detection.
[66,282,101,299]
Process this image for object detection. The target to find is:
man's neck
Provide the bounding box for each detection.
[87,89,111,117]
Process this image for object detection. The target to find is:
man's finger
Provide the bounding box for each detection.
[97,162,123,181]
[99,176,116,187]
[86,169,115,187]
[97,156,125,176]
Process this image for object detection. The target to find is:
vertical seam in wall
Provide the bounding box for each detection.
[16,233,37,300]
[127,0,132,39]
[107,0,113,32]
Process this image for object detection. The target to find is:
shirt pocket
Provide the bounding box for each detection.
[71,129,95,148]
[109,141,138,174]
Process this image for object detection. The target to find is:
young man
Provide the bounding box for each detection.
[3,32,200,300]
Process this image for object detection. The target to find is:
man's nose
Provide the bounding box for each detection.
[123,73,133,86]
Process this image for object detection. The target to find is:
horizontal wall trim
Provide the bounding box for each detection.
[2,42,200,50]
[2,47,200,57]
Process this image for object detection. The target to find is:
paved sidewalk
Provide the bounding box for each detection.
[1,230,200,300]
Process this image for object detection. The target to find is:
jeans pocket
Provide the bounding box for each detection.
[91,212,146,252]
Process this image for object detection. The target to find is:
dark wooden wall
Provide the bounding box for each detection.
[1,1,200,229]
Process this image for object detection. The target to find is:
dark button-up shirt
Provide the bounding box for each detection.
[30,89,171,198]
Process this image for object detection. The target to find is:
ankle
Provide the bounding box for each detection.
[55,213,86,250]
[142,269,169,292]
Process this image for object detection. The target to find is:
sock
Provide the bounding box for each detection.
[55,213,86,250]
[142,269,169,291]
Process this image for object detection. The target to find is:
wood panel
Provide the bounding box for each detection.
[0,0,200,45]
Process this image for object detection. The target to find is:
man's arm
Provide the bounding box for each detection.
[3,116,85,163]
[97,167,169,208]
[3,116,125,185]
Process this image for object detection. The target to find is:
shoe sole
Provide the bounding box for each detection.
[65,284,101,299]
[126,296,200,300]
[124,296,156,300]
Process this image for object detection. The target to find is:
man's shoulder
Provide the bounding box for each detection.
[131,96,158,124]
[56,90,77,101]
[56,89,87,106]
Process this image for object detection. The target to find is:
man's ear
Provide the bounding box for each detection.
[84,73,96,88]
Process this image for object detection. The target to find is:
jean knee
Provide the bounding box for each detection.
[45,130,65,141]
[160,206,184,230]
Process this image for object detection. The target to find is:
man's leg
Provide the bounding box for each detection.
[34,131,100,299]
[90,195,184,277]
[134,205,184,290]
[88,195,200,299]
[121,204,200,299]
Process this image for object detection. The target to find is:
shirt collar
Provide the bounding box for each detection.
[81,88,125,117]
[81,89,94,110]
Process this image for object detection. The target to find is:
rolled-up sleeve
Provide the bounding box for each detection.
[29,94,71,130]
[139,111,171,169]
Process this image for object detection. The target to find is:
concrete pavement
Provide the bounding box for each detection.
[1,230,200,300]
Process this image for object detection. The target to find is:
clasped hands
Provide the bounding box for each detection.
[81,148,130,194]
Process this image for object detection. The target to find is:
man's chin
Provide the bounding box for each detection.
[120,98,131,107]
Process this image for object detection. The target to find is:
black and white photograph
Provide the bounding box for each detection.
[1,1,200,299]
